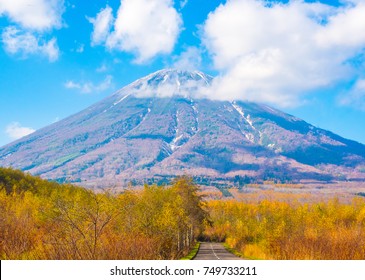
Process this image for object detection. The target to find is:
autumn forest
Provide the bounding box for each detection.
[1,167,365,260]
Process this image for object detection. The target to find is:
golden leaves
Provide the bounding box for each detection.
[0,169,207,260]
[204,199,365,260]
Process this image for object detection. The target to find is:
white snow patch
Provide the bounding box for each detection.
[188,101,199,132]
[169,110,186,151]
[232,102,256,131]
[104,93,132,112]
[231,102,245,118]
[191,104,199,124]
[246,114,255,129]
[140,108,150,123]
[114,93,131,106]
[246,133,255,143]
[259,131,263,139]
[263,105,278,114]
[169,144,177,151]
[170,134,184,151]
[236,123,253,143]
[172,134,183,145]
[162,74,169,83]
[194,71,210,85]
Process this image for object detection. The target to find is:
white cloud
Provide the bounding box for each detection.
[95,76,113,92]
[5,122,35,140]
[179,0,188,9]
[0,0,64,31]
[64,75,113,94]
[339,79,365,110]
[41,37,59,61]
[202,0,365,107]
[96,63,108,73]
[64,81,81,90]
[2,26,59,61]
[130,69,212,99]
[0,0,64,61]
[90,0,182,63]
[88,5,114,46]
[172,46,202,71]
[76,44,84,53]
[133,77,209,99]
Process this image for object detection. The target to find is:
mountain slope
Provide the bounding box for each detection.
[1,69,364,188]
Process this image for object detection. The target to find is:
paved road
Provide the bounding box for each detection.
[193,242,243,260]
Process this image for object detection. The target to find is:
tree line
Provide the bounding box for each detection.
[2,167,365,260]
[204,198,365,259]
[0,167,207,259]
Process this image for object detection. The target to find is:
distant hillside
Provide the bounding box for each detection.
[0,167,62,195]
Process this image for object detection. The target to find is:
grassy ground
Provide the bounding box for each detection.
[180,242,200,260]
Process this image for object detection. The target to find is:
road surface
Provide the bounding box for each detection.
[193,242,243,260]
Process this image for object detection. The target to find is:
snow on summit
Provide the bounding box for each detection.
[114,69,214,101]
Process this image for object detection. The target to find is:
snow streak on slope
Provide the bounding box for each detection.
[114,93,131,106]
[170,110,182,151]
[190,99,199,133]
[231,101,259,142]
[232,101,256,131]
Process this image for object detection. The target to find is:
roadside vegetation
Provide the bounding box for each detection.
[204,198,365,259]
[2,167,365,260]
[0,168,207,260]
[180,242,200,260]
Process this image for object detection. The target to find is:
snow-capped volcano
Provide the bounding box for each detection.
[134,69,213,88]
[1,69,365,188]
[112,69,213,101]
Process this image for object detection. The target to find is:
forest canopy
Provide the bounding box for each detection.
[0,167,207,259]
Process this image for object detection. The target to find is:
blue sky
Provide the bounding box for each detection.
[0,0,365,146]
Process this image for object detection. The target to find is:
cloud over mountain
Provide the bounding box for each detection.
[202,0,365,107]
[5,122,35,140]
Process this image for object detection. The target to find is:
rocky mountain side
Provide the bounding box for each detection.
[1,69,364,189]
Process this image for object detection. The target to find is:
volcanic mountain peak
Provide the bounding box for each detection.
[139,68,213,86]
[113,68,213,101]
[1,69,365,188]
